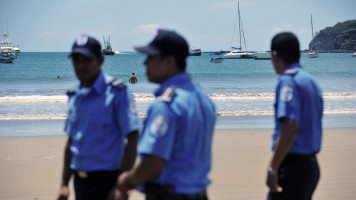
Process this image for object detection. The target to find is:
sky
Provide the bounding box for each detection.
[1,0,355,52]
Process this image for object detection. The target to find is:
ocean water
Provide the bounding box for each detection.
[0,52,355,136]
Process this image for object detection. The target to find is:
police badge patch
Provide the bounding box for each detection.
[76,35,88,46]
[150,116,169,137]
[280,85,293,102]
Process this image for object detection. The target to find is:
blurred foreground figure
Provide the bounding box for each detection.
[266,32,323,200]
[57,35,139,200]
[110,29,216,200]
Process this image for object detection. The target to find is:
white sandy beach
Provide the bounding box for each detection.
[0,128,355,200]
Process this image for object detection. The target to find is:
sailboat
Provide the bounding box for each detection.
[223,2,254,59]
[308,14,318,58]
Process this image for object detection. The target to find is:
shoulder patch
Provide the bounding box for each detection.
[284,69,298,75]
[158,87,176,102]
[280,85,294,102]
[110,79,126,90]
[150,115,169,137]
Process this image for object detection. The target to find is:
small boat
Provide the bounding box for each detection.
[12,43,21,55]
[308,14,318,58]
[0,52,15,63]
[254,52,271,60]
[308,50,319,58]
[102,36,115,55]
[223,2,254,59]
[352,52,356,57]
[209,50,223,63]
[189,48,202,56]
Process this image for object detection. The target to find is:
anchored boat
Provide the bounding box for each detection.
[102,36,115,55]
[223,2,254,59]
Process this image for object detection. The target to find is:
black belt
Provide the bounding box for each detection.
[284,153,317,162]
[145,183,207,200]
[174,190,207,200]
[73,169,121,179]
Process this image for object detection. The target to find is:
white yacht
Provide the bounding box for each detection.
[1,32,13,51]
[1,32,17,59]
[223,2,254,59]
[224,48,255,59]
[12,44,21,54]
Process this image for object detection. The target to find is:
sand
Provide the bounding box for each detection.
[0,128,355,200]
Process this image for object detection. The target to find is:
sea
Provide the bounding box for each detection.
[0,52,355,136]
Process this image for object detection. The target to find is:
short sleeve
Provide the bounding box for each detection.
[138,101,177,160]
[115,88,139,137]
[276,79,301,122]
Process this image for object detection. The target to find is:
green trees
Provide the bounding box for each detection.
[309,20,356,51]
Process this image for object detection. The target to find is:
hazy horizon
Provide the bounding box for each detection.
[1,0,355,52]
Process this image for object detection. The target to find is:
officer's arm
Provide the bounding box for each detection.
[57,138,72,200]
[122,154,165,188]
[61,138,72,186]
[269,118,298,171]
[121,131,139,172]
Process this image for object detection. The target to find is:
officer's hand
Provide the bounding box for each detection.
[57,185,69,200]
[266,173,283,193]
[108,186,128,200]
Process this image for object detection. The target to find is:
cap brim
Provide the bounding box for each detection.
[134,45,160,55]
[68,48,97,58]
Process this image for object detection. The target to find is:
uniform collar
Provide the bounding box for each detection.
[283,62,301,73]
[78,71,106,95]
[154,72,191,97]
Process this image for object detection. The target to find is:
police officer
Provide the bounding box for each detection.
[109,29,216,200]
[266,32,323,200]
[57,35,139,200]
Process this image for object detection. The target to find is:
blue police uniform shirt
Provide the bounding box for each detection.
[64,71,139,171]
[272,62,323,154]
[138,72,216,194]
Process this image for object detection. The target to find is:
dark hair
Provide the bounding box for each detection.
[271,32,300,65]
[159,39,188,72]
[160,52,187,72]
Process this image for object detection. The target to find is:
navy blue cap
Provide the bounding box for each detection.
[135,29,189,59]
[69,35,102,58]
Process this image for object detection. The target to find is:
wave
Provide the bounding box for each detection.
[1,92,356,104]
[0,95,67,103]
[1,109,356,120]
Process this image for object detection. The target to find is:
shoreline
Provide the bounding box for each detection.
[0,128,355,199]
[1,114,356,137]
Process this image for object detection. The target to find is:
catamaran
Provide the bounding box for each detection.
[223,1,254,59]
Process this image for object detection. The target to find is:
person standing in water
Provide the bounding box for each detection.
[129,73,138,84]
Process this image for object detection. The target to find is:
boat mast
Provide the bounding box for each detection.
[238,2,241,50]
[311,14,314,39]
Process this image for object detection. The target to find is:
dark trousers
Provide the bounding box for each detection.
[74,170,120,200]
[145,183,208,200]
[267,154,320,200]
